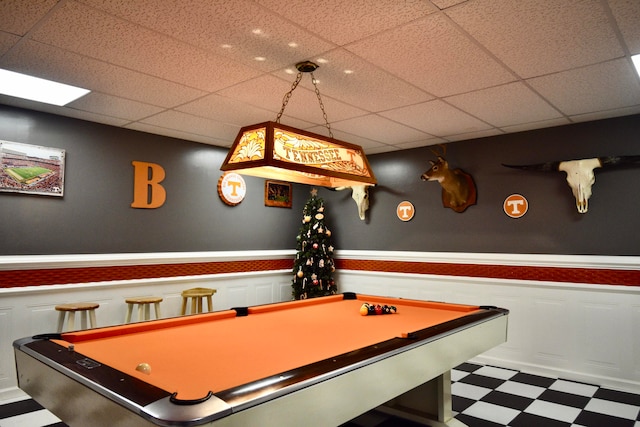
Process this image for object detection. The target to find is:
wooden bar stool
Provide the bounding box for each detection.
[180,287,216,315]
[125,296,163,323]
[55,302,99,332]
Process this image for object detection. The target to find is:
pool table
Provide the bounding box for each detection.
[14,293,508,427]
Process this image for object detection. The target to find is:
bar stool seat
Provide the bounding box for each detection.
[55,302,99,332]
[181,287,216,315]
[125,296,163,323]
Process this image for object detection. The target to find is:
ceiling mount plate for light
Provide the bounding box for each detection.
[296,61,318,73]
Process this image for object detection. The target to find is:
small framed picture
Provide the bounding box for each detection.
[264,180,292,208]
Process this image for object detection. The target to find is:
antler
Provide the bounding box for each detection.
[429,144,447,158]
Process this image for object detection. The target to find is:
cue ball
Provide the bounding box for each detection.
[136,363,151,375]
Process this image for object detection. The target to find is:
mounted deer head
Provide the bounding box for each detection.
[334,185,370,220]
[503,155,640,213]
[421,145,476,213]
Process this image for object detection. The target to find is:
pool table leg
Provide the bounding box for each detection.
[377,371,467,427]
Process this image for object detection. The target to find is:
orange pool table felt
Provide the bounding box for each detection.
[57,294,480,400]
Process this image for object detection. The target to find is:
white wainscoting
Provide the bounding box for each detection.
[334,250,640,394]
[0,252,294,393]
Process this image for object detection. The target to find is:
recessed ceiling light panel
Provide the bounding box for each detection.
[632,54,640,78]
[0,69,90,106]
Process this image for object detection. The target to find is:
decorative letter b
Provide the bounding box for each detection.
[131,161,166,208]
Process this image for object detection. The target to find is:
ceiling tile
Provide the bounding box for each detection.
[272,49,434,113]
[0,94,130,128]
[126,122,225,147]
[569,105,640,124]
[445,82,563,127]
[0,0,58,35]
[256,0,438,46]
[500,118,571,134]
[0,31,20,56]
[607,0,640,54]
[430,0,468,9]
[445,128,504,142]
[527,59,640,116]
[331,114,432,145]
[393,137,448,151]
[447,0,625,78]
[82,0,335,71]
[307,126,393,152]
[2,40,208,108]
[379,100,493,137]
[68,92,164,122]
[176,94,274,127]
[30,2,261,92]
[347,13,515,97]
[138,110,240,144]
[218,74,367,124]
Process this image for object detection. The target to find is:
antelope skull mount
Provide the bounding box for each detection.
[503,156,640,213]
[334,185,371,221]
[421,146,477,213]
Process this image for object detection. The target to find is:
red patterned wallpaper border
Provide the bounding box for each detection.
[1,257,638,288]
[0,259,294,288]
[335,259,640,286]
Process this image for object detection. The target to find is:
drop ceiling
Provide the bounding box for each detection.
[1,0,639,154]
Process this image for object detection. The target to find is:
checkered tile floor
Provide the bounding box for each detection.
[2,363,639,426]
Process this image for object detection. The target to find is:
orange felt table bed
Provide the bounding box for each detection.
[14,293,508,427]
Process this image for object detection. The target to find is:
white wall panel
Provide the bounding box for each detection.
[337,269,640,394]
[2,250,640,397]
[0,308,12,385]
[0,270,293,393]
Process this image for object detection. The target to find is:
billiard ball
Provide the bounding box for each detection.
[136,363,151,375]
[359,304,369,316]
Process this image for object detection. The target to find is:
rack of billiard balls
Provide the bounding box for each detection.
[359,303,397,316]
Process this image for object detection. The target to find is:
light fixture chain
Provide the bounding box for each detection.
[276,72,303,123]
[310,72,333,139]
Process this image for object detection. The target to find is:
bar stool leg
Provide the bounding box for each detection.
[57,312,66,333]
[154,302,161,319]
[206,295,213,312]
[67,313,75,331]
[125,304,134,323]
[191,298,197,314]
[80,311,88,330]
[143,304,151,320]
[181,298,187,316]
[89,309,97,328]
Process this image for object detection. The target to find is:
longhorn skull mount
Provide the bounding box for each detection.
[421,145,477,213]
[329,185,372,221]
[503,155,640,213]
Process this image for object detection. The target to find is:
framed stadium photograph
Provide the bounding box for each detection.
[264,180,292,208]
[0,140,65,197]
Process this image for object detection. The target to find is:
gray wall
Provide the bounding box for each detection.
[321,114,640,256]
[0,105,308,254]
[1,104,639,256]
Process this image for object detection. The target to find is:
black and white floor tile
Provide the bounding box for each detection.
[2,363,639,426]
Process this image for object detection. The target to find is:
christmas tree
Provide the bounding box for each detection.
[292,188,337,299]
